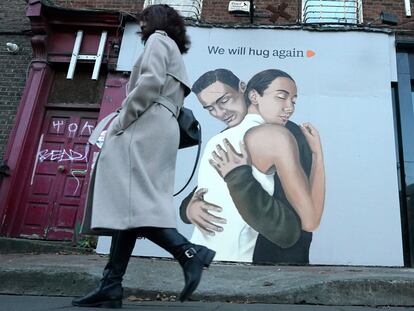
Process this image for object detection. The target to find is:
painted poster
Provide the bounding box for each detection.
[97,25,403,266]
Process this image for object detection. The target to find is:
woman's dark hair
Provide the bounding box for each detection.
[192,69,240,95]
[137,4,190,54]
[245,69,295,106]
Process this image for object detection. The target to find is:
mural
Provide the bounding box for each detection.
[97,25,404,266]
[183,68,324,264]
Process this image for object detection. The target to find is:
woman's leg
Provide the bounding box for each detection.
[72,230,137,308]
[137,227,215,302]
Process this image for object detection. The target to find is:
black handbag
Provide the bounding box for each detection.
[174,107,202,196]
[178,107,201,149]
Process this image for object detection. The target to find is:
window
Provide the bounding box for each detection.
[143,0,203,19]
[302,0,363,24]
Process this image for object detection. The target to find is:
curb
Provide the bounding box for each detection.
[0,237,93,255]
[1,253,414,306]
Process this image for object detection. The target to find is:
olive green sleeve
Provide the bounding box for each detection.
[179,187,197,224]
[224,165,301,248]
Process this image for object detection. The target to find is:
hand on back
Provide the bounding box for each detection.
[186,188,227,235]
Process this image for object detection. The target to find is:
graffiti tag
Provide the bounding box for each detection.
[38,145,89,163]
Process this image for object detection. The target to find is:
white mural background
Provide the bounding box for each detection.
[97,25,403,266]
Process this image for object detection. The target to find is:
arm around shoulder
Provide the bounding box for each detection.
[224,164,301,248]
[245,124,322,232]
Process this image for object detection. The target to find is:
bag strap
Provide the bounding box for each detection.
[174,125,201,196]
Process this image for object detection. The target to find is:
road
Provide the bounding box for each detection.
[1,295,414,311]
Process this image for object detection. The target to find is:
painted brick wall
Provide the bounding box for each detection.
[0,1,32,160]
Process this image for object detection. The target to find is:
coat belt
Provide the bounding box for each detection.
[154,95,180,118]
[88,111,118,145]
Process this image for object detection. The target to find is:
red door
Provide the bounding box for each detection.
[18,109,98,240]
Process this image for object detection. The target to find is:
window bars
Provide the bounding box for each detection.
[302,0,363,25]
[143,0,203,20]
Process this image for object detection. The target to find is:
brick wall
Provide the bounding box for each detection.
[363,0,409,24]
[0,1,32,160]
[50,0,299,25]
[0,1,31,32]
[47,0,414,30]
[51,0,141,12]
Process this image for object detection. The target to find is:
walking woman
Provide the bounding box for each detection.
[72,5,215,308]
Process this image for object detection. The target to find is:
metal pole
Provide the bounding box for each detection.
[67,30,83,80]
[92,31,108,80]
[405,0,411,17]
[250,0,254,23]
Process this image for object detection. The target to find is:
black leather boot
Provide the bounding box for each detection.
[138,227,215,302]
[72,230,137,308]
[71,270,123,308]
[175,243,216,302]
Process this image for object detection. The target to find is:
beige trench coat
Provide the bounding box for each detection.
[81,30,191,235]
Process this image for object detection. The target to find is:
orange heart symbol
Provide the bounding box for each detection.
[307,50,316,58]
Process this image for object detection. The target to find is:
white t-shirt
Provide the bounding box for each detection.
[190,114,274,262]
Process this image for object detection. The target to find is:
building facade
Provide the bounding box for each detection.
[1,0,414,267]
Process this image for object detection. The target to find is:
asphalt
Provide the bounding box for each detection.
[1,237,414,307]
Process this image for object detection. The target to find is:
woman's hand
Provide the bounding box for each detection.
[300,123,322,155]
[209,138,251,178]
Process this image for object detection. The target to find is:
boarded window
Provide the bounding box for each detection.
[48,68,105,107]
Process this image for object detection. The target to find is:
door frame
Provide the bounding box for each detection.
[0,37,54,237]
[395,40,414,267]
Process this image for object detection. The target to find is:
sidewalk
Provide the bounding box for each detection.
[1,237,414,306]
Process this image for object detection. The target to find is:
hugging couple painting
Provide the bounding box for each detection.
[72,4,325,308]
[182,68,325,264]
